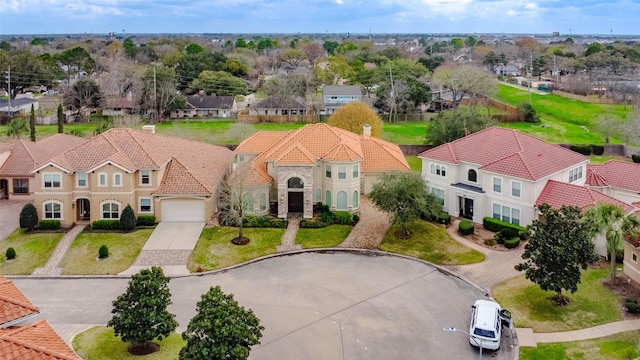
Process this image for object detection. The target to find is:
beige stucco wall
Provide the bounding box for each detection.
[624,243,640,284]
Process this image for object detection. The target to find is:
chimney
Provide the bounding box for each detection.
[363,124,371,137]
[142,125,156,134]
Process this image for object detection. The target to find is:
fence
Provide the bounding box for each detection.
[236,114,319,123]
[552,90,616,104]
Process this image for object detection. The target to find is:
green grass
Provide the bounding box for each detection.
[500,119,605,144]
[520,331,640,360]
[60,229,153,275]
[73,326,185,360]
[381,121,429,145]
[405,155,422,172]
[188,226,285,272]
[590,155,631,163]
[380,220,484,265]
[492,268,621,332]
[253,122,307,132]
[295,224,352,248]
[0,229,63,275]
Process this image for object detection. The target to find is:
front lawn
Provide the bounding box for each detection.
[380,220,485,265]
[405,155,422,172]
[520,331,640,360]
[60,229,153,275]
[188,226,285,272]
[73,326,185,360]
[0,229,63,275]
[492,268,621,332]
[381,121,429,145]
[295,225,352,248]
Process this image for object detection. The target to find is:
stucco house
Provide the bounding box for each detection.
[233,123,410,219]
[0,134,86,200]
[248,95,309,117]
[31,127,234,226]
[320,85,363,115]
[586,160,640,205]
[171,94,237,118]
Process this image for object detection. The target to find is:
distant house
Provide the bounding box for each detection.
[320,85,363,115]
[171,95,237,118]
[102,92,138,117]
[586,160,640,205]
[248,95,309,116]
[0,97,38,118]
[0,134,87,200]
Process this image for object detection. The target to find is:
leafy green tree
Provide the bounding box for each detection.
[483,52,507,74]
[0,41,11,50]
[57,104,65,134]
[63,78,103,122]
[185,43,205,55]
[175,51,228,90]
[426,107,495,146]
[328,101,383,137]
[314,56,353,85]
[278,48,306,67]
[515,204,599,305]
[585,42,604,57]
[0,50,52,98]
[191,70,248,96]
[108,267,178,354]
[417,56,445,72]
[123,38,138,59]
[29,104,36,142]
[369,172,442,237]
[224,59,248,77]
[582,203,640,282]
[54,47,95,86]
[6,118,29,139]
[119,205,136,232]
[141,65,185,122]
[235,38,247,48]
[19,203,38,231]
[180,285,264,360]
[323,41,339,56]
[517,102,540,123]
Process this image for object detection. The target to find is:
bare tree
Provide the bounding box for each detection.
[301,42,324,68]
[219,163,255,243]
[595,113,623,144]
[431,65,497,108]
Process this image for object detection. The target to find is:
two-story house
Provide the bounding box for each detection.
[320,85,363,115]
[233,123,410,219]
[31,127,233,226]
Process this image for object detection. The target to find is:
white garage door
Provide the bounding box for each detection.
[161,199,205,222]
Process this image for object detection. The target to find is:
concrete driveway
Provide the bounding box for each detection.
[14,252,515,359]
[120,222,204,276]
[0,197,33,240]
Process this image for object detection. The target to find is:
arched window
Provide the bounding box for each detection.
[353,191,359,209]
[245,194,254,212]
[288,177,304,188]
[259,193,267,211]
[337,191,347,210]
[468,169,477,182]
[43,201,62,219]
[325,190,332,207]
[102,202,120,219]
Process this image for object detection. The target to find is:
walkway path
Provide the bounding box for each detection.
[32,224,86,275]
[516,320,640,347]
[276,216,302,252]
[338,197,390,249]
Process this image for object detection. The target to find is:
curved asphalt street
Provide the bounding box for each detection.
[13,252,515,359]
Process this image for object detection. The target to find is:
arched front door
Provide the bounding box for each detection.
[287,177,304,213]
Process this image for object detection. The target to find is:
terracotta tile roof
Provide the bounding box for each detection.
[274,143,317,165]
[234,131,289,154]
[536,180,635,213]
[361,136,411,172]
[587,160,640,192]
[0,320,81,360]
[0,277,39,327]
[419,127,588,180]
[154,157,209,195]
[229,160,273,186]
[45,128,233,194]
[0,135,86,176]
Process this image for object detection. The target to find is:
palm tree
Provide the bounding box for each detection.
[583,203,640,282]
[6,118,30,139]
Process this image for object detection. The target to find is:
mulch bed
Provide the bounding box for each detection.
[452,221,516,252]
[602,272,640,320]
[128,342,160,355]
[231,236,250,245]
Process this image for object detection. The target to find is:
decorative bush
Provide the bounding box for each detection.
[319,211,336,224]
[484,238,497,246]
[590,145,604,155]
[632,154,640,163]
[300,219,327,228]
[98,245,109,259]
[504,237,521,249]
[19,203,38,231]
[569,144,592,156]
[119,205,136,232]
[38,220,61,230]
[269,218,288,228]
[334,211,356,225]
[136,215,157,227]
[5,247,16,260]
[518,230,530,240]
[482,217,526,233]
[458,220,474,235]
[437,212,451,225]
[626,297,638,304]
[92,220,120,230]
[517,102,540,123]
[626,301,640,313]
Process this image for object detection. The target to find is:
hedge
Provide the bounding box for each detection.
[243,215,288,228]
[437,212,451,225]
[570,144,592,155]
[504,237,521,249]
[38,220,61,230]
[590,144,604,155]
[136,215,157,226]
[92,220,120,230]
[633,154,640,164]
[483,217,526,233]
[458,220,474,235]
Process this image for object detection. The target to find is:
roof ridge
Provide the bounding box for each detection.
[17,140,37,164]
[0,294,39,313]
[160,157,209,193]
[125,128,161,169]
[362,136,408,168]
[0,321,79,360]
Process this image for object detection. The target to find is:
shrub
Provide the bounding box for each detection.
[484,238,496,246]
[437,212,451,225]
[504,237,521,249]
[353,214,360,223]
[626,297,638,304]
[92,220,120,230]
[98,245,109,259]
[482,217,526,233]
[458,220,474,235]
[38,220,61,230]
[517,102,540,123]
[334,211,354,225]
[632,154,640,164]
[319,211,336,224]
[5,247,16,260]
[300,219,327,228]
[136,215,157,227]
[570,144,592,156]
[518,230,530,240]
[19,203,38,231]
[590,144,604,155]
[119,205,136,232]
[269,218,288,228]
[626,301,640,313]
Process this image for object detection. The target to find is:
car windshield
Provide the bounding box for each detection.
[473,328,496,338]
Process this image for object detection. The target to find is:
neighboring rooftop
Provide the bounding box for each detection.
[536,180,635,213]
[0,134,86,177]
[587,160,640,193]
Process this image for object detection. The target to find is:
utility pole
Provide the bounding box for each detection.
[388,68,395,122]
[153,64,157,123]
[528,53,533,105]
[5,67,11,119]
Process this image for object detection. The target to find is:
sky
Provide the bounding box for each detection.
[0,0,639,36]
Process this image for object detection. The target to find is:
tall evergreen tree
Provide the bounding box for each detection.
[57,104,64,133]
[29,104,36,141]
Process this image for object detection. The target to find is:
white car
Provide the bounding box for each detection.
[468,300,511,351]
